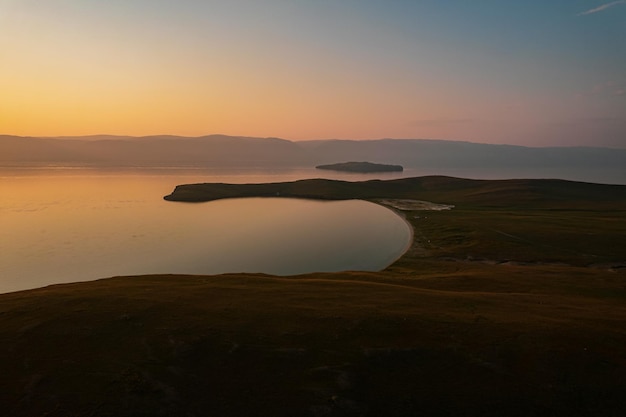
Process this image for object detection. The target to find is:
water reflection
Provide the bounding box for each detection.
[0,169,411,293]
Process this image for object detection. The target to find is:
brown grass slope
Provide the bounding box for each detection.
[1,176,626,416]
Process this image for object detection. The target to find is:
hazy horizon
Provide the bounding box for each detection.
[7,133,626,148]
[2,133,626,150]
[1,1,624,148]
[2,134,625,184]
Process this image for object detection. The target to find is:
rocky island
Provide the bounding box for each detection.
[316,161,403,173]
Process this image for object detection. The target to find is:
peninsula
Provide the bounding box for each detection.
[163,175,626,209]
[2,176,626,416]
[315,161,403,173]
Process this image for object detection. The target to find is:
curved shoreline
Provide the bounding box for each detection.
[369,200,415,269]
[167,189,418,272]
[163,176,626,271]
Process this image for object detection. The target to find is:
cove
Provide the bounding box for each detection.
[164,197,412,276]
[0,170,412,293]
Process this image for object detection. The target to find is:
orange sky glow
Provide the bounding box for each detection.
[1,1,624,147]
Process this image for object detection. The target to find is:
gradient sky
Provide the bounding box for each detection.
[1,0,625,147]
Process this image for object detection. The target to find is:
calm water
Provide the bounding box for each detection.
[0,168,412,294]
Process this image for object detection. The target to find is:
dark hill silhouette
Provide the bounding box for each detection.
[0,134,311,167]
[1,135,624,183]
[164,175,626,210]
[301,138,626,170]
[316,161,403,173]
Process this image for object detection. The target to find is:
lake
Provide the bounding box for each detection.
[0,168,413,294]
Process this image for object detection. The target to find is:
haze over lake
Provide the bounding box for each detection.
[0,168,412,294]
[2,135,625,185]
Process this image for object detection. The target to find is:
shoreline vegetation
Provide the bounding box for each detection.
[2,176,626,416]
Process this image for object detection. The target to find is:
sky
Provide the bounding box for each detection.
[0,0,625,147]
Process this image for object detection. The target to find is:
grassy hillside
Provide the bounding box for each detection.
[2,176,625,416]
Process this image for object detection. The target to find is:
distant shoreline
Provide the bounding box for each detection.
[2,135,625,184]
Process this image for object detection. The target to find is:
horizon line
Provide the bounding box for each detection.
[1,133,625,150]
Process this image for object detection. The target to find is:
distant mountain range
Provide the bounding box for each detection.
[1,134,625,183]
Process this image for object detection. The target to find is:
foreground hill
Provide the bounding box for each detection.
[1,177,625,416]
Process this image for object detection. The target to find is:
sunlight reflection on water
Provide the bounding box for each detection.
[0,168,412,293]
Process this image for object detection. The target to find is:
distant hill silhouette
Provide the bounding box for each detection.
[0,135,310,167]
[1,135,624,183]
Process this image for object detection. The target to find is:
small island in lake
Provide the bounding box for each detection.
[316,161,403,173]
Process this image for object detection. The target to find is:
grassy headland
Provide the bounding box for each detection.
[1,176,625,416]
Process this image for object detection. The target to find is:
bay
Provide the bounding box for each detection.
[0,168,413,294]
